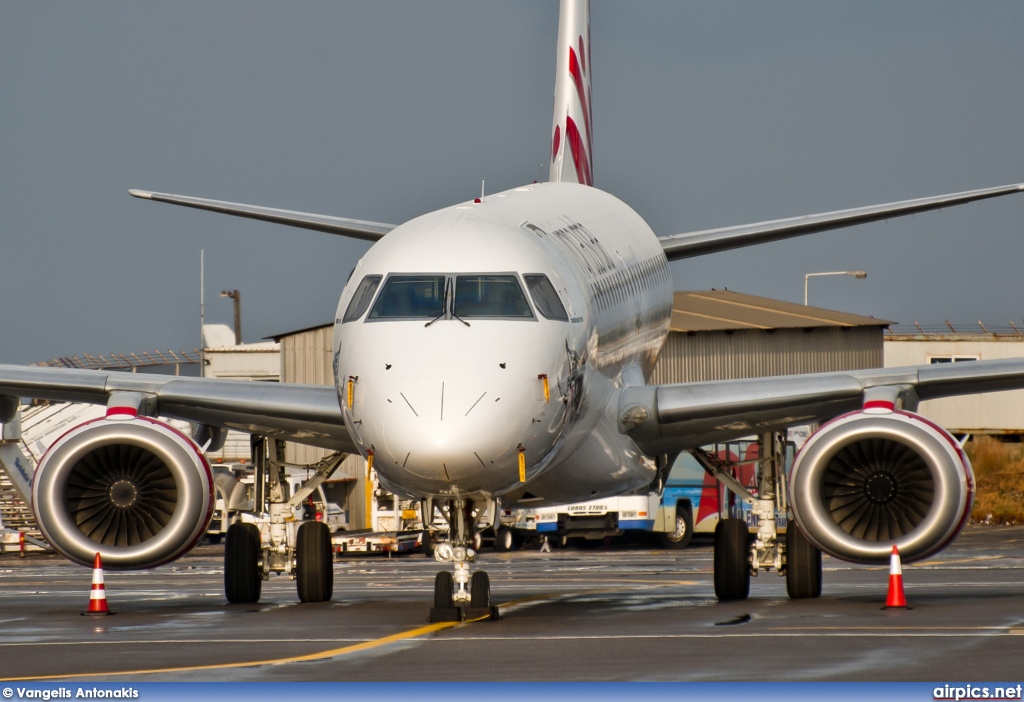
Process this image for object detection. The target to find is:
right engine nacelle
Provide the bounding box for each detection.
[789,408,973,564]
[31,413,214,570]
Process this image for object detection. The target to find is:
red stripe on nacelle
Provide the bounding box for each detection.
[105,406,138,417]
[863,400,895,411]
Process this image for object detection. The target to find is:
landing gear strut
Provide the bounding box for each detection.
[223,436,344,605]
[694,431,823,602]
[428,496,499,622]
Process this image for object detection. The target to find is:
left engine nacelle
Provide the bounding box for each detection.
[789,408,973,564]
[32,415,214,570]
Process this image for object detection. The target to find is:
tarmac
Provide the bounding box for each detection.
[0,524,1022,682]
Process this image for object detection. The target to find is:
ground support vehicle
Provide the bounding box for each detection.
[523,492,692,548]
[502,494,688,550]
[333,529,426,555]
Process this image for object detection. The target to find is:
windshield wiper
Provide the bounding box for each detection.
[423,276,471,327]
[424,277,452,327]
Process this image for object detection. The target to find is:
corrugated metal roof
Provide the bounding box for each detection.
[671,290,890,332]
[268,322,332,342]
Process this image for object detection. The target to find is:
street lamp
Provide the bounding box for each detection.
[804,271,866,306]
[220,289,242,345]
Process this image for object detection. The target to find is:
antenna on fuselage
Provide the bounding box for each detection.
[481,180,485,201]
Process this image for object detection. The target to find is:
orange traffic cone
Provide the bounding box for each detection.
[884,545,909,609]
[82,552,113,616]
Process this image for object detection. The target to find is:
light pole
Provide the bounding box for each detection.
[804,271,866,306]
[220,289,242,345]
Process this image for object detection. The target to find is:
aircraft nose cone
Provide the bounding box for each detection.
[339,320,572,495]
[380,380,519,487]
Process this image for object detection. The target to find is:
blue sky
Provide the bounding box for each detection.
[2,1,1023,363]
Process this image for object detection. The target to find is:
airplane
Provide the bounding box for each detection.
[2,0,1024,618]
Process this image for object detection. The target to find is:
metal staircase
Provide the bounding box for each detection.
[0,468,41,540]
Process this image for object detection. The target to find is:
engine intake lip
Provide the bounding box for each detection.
[790,412,970,564]
[32,418,212,569]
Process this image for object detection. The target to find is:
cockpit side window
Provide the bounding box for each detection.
[454,275,533,318]
[342,275,382,322]
[367,275,446,319]
[523,274,569,321]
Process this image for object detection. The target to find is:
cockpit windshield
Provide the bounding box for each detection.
[454,275,533,318]
[365,273,536,322]
[367,275,446,319]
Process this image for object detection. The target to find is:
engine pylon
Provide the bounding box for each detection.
[82,552,113,616]
[884,545,909,609]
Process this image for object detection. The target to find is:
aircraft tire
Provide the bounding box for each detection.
[434,570,454,610]
[470,570,491,609]
[495,527,516,552]
[296,521,333,603]
[714,518,750,601]
[786,524,823,599]
[659,505,694,549]
[420,530,435,557]
[224,522,262,604]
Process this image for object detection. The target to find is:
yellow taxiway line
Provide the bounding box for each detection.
[2,579,700,681]
[3,620,461,681]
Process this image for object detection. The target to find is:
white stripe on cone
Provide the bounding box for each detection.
[885,544,908,608]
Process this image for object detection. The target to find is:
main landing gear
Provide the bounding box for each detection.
[693,431,823,603]
[428,496,500,623]
[224,437,343,605]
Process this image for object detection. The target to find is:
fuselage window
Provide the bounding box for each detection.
[454,275,534,318]
[367,275,446,319]
[342,275,383,322]
[524,274,569,321]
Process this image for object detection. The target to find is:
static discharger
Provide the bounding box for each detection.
[538,374,550,402]
[518,444,526,482]
[347,375,358,409]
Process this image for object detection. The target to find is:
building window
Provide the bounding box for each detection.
[928,355,980,364]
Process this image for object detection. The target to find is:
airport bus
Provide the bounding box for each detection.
[500,436,799,550]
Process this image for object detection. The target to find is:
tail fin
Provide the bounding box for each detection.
[548,0,593,186]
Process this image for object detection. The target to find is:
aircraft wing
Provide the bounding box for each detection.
[619,358,1024,454]
[0,365,355,452]
[128,190,395,243]
[658,183,1024,261]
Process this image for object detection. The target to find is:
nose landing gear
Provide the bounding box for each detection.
[428,496,500,622]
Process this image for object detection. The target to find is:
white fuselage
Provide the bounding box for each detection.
[334,182,672,506]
